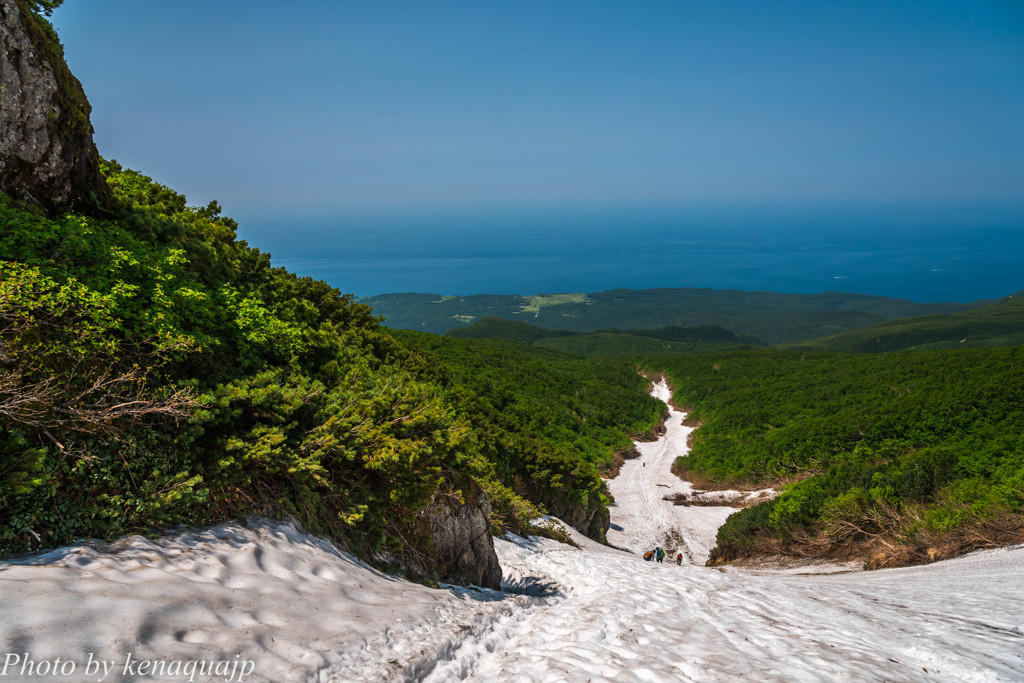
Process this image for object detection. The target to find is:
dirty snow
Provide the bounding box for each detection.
[605,378,737,564]
[423,379,1024,681]
[0,521,521,681]
[1,378,1022,681]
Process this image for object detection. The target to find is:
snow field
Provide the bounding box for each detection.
[0,521,517,682]
[418,378,1024,681]
[423,529,1024,682]
[605,378,773,564]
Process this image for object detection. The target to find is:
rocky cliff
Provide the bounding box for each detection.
[421,481,502,589]
[543,490,610,542]
[0,0,109,214]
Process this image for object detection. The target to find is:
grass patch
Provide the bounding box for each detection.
[517,293,590,314]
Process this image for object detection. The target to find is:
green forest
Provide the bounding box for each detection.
[0,163,660,580]
[391,332,664,537]
[785,295,1024,353]
[362,289,978,343]
[446,316,757,356]
[646,349,1024,566]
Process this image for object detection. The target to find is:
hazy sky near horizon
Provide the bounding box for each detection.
[51,0,1024,219]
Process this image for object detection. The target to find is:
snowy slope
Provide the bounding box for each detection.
[1,379,1022,682]
[420,379,1024,681]
[0,521,522,681]
[606,378,740,564]
[425,532,1024,682]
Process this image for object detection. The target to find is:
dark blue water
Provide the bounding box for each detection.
[237,204,1024,303]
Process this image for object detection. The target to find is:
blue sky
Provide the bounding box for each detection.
[51,1,1024,220]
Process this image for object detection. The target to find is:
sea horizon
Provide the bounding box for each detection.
[237,203,1024,304]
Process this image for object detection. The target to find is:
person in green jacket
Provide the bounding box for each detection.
[655,547,665,563]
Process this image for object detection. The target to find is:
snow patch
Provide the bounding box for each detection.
[605,377,739,564]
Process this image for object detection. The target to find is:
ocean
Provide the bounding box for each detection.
[236,204,1024,303]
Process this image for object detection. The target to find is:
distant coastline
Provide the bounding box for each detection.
[239,206,1024,303]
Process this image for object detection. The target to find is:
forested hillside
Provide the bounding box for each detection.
[1,164,449,561]
[446,316,757,356]
[0,1,664,584]
[785,294,1024,353]
[0,163,658,580]
[647,349,1024,567]
[362,289,979,343]
[392,332,665,537]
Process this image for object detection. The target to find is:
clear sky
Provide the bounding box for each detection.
[51,0,1024,220]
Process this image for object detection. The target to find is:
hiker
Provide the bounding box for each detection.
[655,547,665,563]
[643,549,654,562]
[676,553,683,565]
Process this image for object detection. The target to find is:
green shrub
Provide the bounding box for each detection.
[650,349,1024,564]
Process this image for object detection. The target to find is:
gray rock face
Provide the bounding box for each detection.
[0,0,108,213]
[421,483,502,589]
[545,490,610,541]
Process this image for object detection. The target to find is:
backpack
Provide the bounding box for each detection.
[643,550,654,561]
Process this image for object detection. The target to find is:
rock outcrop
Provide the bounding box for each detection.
[544,490,610,541]
[421,481,502,589]
[0,0,109,214]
